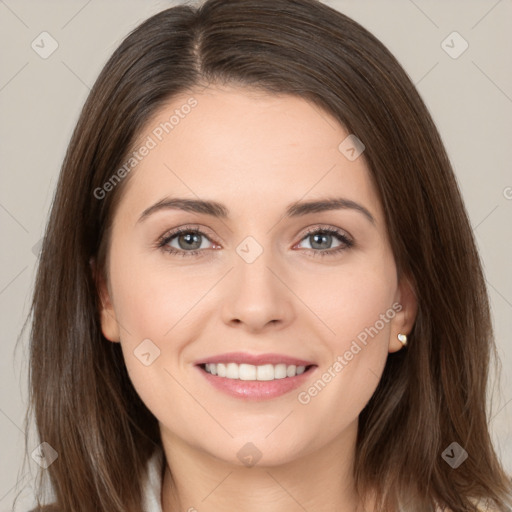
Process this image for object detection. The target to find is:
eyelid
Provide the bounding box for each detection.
[295,223,353,243]
[157,224,217,243]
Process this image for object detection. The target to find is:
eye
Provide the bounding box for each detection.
[157,225,354,258]
[295,226,354,257]
[157,226,216,258]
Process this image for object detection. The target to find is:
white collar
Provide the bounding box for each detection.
[142,448,164,512]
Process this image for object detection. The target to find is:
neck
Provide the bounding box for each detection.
[160,420,370,512]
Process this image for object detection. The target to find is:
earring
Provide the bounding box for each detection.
[397,333,408,346]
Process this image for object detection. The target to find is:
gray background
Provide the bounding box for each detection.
[1,0,511,509]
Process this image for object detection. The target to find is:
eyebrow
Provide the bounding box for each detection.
[137,196,376,225]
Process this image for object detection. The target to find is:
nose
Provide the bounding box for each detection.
[220,243,295,333]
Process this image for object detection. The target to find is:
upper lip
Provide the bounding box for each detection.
[194,352,316,367]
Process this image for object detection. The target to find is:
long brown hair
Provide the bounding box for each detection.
[20,0,512,510]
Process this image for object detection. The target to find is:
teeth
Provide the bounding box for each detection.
[257,364,274,381]
[226,362,239,379]
[217,363,227,377]
[274,364,287,379]
[203,362,309,380]
[239,363,256,381]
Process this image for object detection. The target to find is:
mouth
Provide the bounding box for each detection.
[194,352,318,400]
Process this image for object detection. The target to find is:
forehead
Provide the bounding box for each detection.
[117,85,383,224]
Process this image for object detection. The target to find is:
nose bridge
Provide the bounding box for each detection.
[221,232,293,330]
[234,233,281,297]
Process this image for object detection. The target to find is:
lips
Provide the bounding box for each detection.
[194,352,318,400]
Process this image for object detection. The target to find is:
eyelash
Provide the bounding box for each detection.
[156,225,354,258]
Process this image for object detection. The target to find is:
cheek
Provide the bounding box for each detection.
[106,242,216,405]
[108,241,209,347]
[308,254,397,352]
[294,255,397,417]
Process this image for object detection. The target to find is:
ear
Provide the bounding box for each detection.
[90,258,120,343]
[388,273,418,353]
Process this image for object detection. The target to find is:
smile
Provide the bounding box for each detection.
[195,353,318,400]
[203,362,308,380]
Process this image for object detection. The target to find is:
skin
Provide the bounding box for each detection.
[97,85,417,512]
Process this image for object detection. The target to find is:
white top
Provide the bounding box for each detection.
[141,448,164,512]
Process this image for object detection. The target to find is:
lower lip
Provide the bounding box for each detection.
[196,365,317,400]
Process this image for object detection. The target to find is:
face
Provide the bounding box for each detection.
[98,85,416,467]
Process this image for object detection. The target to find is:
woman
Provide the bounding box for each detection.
[22,0,512,510]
